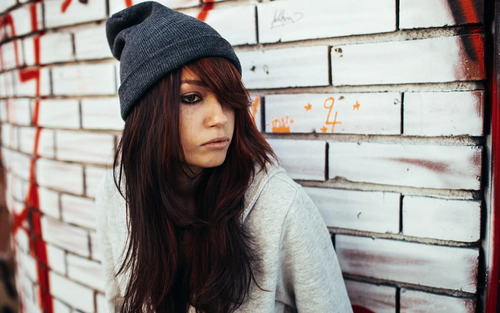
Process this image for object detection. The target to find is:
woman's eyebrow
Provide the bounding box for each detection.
[181,79,205,86]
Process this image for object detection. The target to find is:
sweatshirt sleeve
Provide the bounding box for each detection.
[96,172,122,313]
[279,187,353,313]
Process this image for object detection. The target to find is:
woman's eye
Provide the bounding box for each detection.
[181,94,202,104]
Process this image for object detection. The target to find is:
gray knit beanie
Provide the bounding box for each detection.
[106,1,242,120]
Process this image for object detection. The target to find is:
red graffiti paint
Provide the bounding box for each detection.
[2,4,53,312]
[61,0,72,13]
[352,305,376,313]
[197,0,215,22]
[125,0,133,8]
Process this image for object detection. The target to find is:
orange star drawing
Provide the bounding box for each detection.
[320,126,328,133]
[353,100,360,110]
[304,103,312,111]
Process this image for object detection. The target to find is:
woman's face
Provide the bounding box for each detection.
[179,69,235,174]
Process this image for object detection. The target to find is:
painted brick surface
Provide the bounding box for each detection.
[81,97,124,130]
[403,196,481,242]
[400,289,476,313]
[305,187,400,233]
[331,35,484,85]
[38,32,74,65]
[336,235,479,293]
[345,280,396,313]
[329,142,482,190]
[74,24,113,60]
[55,130,115,165]
[185,5,257,46]
[41,216,89,257]
[44,0,107,28]
[400,0,482,29]
[238,46,330,89]
[37,99,80,129]
[267,139,325,180]
[403,91,484,136]
[52,63,116,96]
[265,93,401,134]
[0,0,489,311]
[258,0,395,43]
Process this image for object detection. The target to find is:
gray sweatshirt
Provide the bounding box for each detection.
[96,164,353,312]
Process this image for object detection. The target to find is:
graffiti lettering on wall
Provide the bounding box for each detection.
[271,9,304,29]
[266,96,366,134]
[0,4,52,312]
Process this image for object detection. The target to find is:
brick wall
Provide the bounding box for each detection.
[0,0,490,312]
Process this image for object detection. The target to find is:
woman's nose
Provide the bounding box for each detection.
[205,97,228,127]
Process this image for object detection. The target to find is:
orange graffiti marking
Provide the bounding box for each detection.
[251,97,259,125]
[125,0,133,8]
[353,100,360,110]
[267,115,294,133]
[197,0,215,22]
[323,97,341,133]
[304,102,312,111]
[61,0,72,13]
[320,126,328,133]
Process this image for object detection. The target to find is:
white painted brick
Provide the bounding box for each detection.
[7,172,25,203]
[23,36,36,66]
[0,0,16,12]
[55,130,115,165]
[1,40,22,70]
[8,98,32,126]
[0,72,15,97]
[305,187,400,233]
[49,271,94,312]
[38,186,60,219]
[109,0,198,15]
[36,158,84,194]
[19,250,37,282]
[336,235,479,293]
[90,231,101,261]
[265,93,401,134]
[345,280,396,313]
[61,194,96,229]
[46,243,66,275]
[52,63,116,96]
[9,3,43,36]
[81,97,124,130]
[329,142,482,190]
[18,128,55,158]
[400,289,475,313]
[249,96,262,132]
[2,124,17,149]
[258,0,395,43]
[238,46,329,89]
[15,228,30,253]
[403,196,481,242]
[39,32,74,64]
[41,216,89,257]
[13,67,51,97]
[331,35,484,85]
[400,0,482,29]
[0,100,7,122]
[267,139,325,180]
[23,293,41,313]
[185,5,256,46]
[44,0,107,28]
[9,150,31,181]
[67,253,104,291]
[404,91,483,136]
[74,23,113,60]
[37,99,80,129]
[53,298,71,313]
[96,292,106,313]
[85,166,107,198]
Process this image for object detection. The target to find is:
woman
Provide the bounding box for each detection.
[97,2,352,312]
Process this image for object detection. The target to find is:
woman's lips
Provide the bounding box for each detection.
[201,137,230,149]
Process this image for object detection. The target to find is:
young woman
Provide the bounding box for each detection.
[97,2,352,312]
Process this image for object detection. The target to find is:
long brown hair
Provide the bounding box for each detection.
[113,57,276,312]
